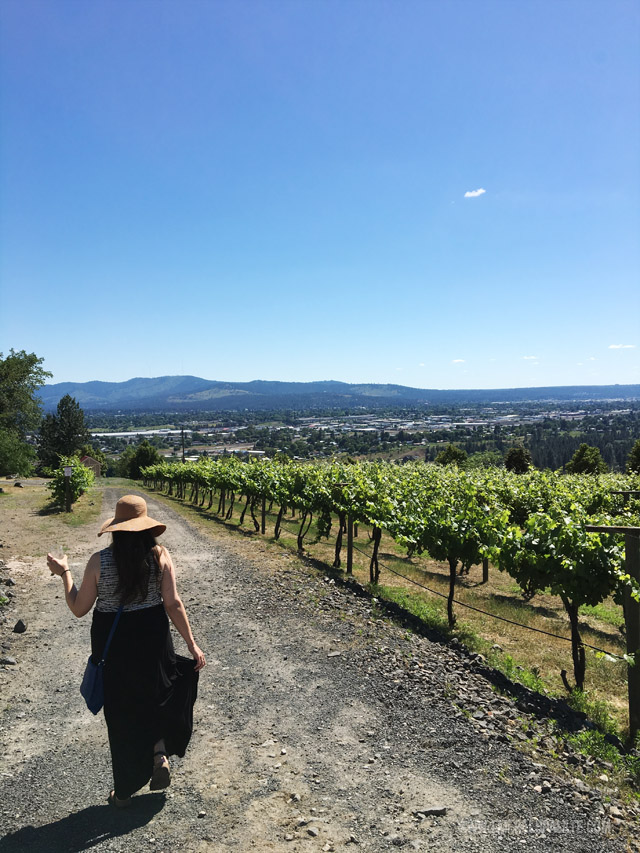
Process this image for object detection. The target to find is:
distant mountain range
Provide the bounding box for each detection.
[38,376,640,412]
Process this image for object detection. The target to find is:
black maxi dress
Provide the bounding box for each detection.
[90,548,198,800]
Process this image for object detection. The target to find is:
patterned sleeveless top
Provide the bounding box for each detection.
[96,547,162,613]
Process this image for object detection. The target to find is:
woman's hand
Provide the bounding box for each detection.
[188,642,206,672]
[47,553,69,577]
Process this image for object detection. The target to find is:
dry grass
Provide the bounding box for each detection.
[0,483,103,556]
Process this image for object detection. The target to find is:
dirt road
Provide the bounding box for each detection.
[0,484,634,851]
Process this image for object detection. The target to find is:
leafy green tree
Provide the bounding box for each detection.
[0,430,36,477]
[435,444,467,467]
[466,450,504,470]
[504,445,532,473]
[118,440,162,479]
[0,349,51,475]
[626,439,640,474]
[565,443,607,474]
[38,395,90,469]
[116,445,137,478]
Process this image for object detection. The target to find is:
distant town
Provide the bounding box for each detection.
[87,400,640,473]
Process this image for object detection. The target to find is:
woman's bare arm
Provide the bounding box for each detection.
[47,551,99,617]
[157,546,206,672]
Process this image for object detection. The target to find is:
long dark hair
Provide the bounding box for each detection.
[111,531,160,605]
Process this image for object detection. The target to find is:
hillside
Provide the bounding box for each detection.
[38,376,640,412]
[0,483,634,850]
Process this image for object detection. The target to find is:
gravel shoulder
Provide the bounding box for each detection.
[0,483,636,852]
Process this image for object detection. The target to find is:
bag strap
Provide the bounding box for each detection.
[99,605,124,664]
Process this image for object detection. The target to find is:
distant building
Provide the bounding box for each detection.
[80,455,101,477]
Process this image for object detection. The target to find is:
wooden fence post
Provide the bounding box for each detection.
[586,524,640,742]
[64,465,72,513]
[261,496,266,535]
[347,514,354,575]
[625,533,640,742]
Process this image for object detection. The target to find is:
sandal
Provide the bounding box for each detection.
[150,751,171,791]
[108,790,132,808]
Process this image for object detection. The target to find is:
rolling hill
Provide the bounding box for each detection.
[38,376,640,412]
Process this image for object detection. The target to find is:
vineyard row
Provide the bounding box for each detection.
[141,458,640,697]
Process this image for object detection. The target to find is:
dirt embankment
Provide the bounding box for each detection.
[0,484,637,852]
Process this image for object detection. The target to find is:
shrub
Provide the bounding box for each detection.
[47,456,95,508]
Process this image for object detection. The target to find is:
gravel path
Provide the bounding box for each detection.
[0,485,635,851]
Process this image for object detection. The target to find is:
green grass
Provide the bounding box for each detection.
[580,602,625,630]
[372,583,453,636]
[487,651,546,692]
[566,729,640,794]
[566,690,617,735]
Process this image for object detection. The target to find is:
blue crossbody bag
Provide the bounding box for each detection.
[80,605,124,714]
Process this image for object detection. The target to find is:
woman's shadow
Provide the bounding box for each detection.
[0,794,165,853]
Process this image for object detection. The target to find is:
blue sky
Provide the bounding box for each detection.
[1,0,638,389]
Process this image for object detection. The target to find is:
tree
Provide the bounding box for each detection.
[0,349,51,475]
[627,439,640,474]
[565,443,607,475]
[0,430,37,477]
[116,445,137,478]
[435,444,467,467]
[466,450,504,470]
[504,445,532,473]
[38,395,90,469]
[118,440,162,479]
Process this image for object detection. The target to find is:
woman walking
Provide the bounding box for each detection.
[47,494,206,807]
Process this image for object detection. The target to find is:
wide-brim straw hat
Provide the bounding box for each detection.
[98,495,166,537]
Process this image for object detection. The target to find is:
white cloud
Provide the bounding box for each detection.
[588,357,596,361]
[522,355,538,360]
[452,358,465,364]
[418,363,425,367]
[464,188,486,198]
[609,344,636,349]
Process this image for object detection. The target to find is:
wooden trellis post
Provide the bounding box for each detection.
[586,524,640,742]
[347,513,354,575]
[611,490,640,505]
[63,465,73,513]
